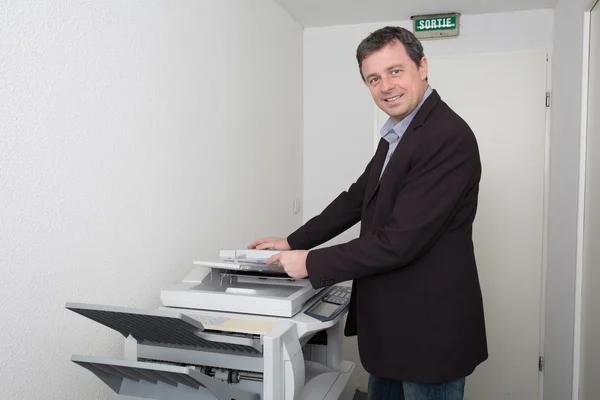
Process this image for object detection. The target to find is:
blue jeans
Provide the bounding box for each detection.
[368,375,465,400]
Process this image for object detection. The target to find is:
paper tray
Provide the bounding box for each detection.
[72,355,259,400]
[194,249,291,274]
[193,259,288,274]
[66,303,261,354]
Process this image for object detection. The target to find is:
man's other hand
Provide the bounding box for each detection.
[247,237,291,251]
[267,250,309,279]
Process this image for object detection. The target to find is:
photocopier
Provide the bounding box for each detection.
[65,249,357,400]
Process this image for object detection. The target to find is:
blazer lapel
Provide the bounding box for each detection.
[407,89,441,131]
[364,138,389,207]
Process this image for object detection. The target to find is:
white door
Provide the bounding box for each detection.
[580,1,600,398]
[375,52,548,399]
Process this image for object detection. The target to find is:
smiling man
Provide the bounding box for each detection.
[362,37,429,125]
[249,26,488,400]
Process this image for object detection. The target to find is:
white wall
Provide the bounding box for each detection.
[303,9,554,391]
[0,1,303,399]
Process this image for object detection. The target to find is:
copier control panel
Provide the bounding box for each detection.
[304,285,352,322]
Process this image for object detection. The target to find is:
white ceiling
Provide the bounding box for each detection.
[273,0,557,27]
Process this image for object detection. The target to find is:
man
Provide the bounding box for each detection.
[249,26,487,400]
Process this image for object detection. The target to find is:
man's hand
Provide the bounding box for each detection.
[248,237,291,251]
[267,250,309,279]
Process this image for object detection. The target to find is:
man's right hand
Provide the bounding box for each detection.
[248,237,291,251]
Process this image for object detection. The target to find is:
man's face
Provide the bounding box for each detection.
[361,40,428,124]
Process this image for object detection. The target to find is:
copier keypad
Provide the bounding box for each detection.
[322,287,351,305]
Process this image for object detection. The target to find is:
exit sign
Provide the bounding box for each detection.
[412,13,461,39]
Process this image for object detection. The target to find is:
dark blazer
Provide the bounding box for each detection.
[287,90,488,383]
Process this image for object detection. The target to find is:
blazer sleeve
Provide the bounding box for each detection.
[286,150,379,251]
[305,127,481,288]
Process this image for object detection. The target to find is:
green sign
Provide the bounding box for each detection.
[412,13,460,39]
[415,16,457,32]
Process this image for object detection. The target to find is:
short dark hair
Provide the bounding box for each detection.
[356,26,425,80]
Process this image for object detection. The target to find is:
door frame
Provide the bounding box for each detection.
[573,1,600,399]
